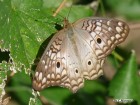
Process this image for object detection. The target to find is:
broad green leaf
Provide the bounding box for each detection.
[109,50,140,104]
[0,0,58,73]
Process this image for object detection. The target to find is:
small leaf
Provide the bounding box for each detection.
[109,50,140,104]
[29,97,42,105]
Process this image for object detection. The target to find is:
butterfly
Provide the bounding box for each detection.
[32,17,129,93]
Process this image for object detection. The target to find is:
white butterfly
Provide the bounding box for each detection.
[32,17,129,93]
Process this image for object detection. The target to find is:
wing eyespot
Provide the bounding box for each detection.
[88,60,91,65]
[56,62,60,68]
[96,37,102,44]
[75,69,78,73]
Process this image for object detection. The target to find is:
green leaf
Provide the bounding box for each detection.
[0,61,10,102]
[109,50,140,104]
[59,5,94,22]
[106,0,140,20]
[81,80,106,94]
[6,70,32,104]
[29,97,42,105]
[0,0,57,73]
[39,80,106,105]
[43,0,64,8]
[40,87,71,105]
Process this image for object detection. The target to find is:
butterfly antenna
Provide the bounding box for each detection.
[66,2,73,21]
[53,0,67,17]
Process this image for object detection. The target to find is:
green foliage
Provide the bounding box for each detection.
[0,0,59,73]
[29,97,42,105]
[109,51,140,104]
[0,61,8,102]
[105,0,140,20]
[0,0,139,105]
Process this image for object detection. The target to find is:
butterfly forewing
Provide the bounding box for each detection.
[33,17,129,93]
[74,17,129,58]
[33,28,85,93]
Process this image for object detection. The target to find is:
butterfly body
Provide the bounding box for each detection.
[33,17,129,93]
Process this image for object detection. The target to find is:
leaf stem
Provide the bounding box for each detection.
[112,51,124,62]
[53,0,67,17]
